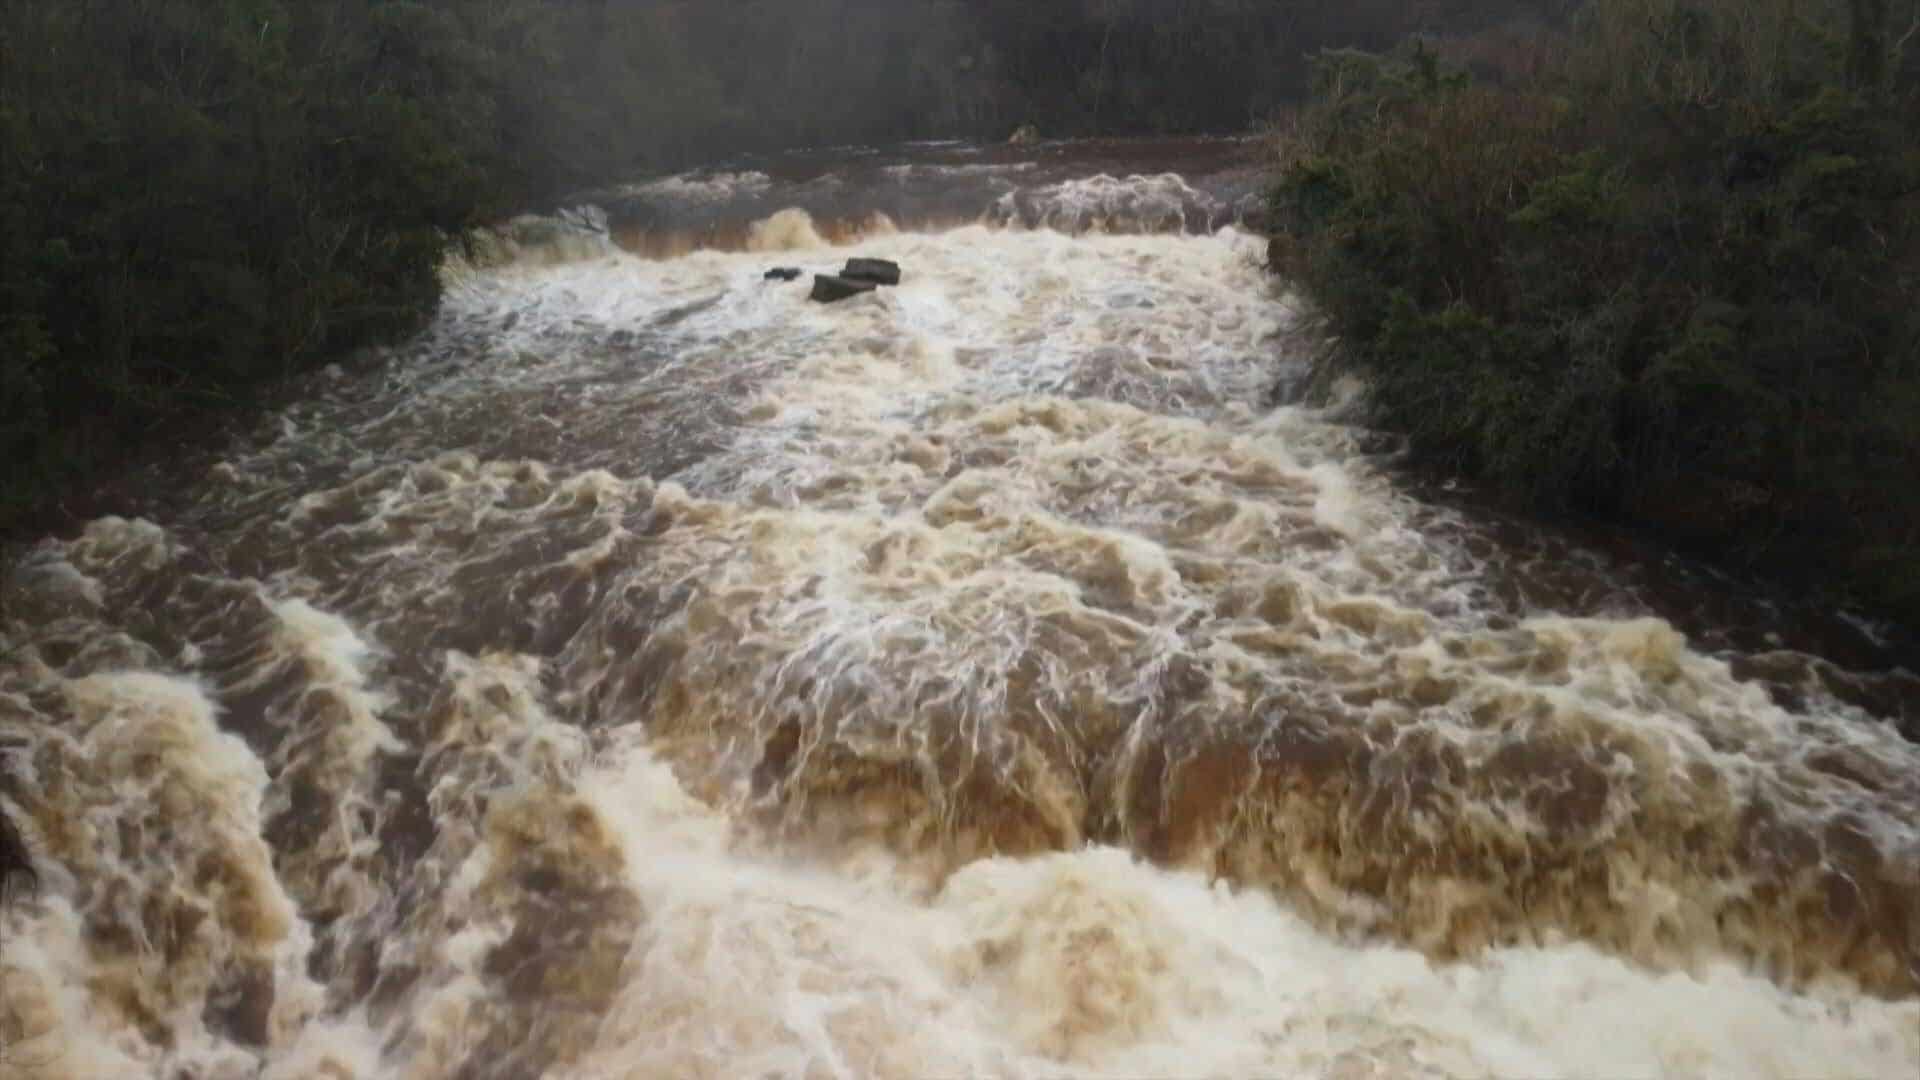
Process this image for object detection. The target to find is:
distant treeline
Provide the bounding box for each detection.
[1270,0,1920,623]
[1,0,1572,532]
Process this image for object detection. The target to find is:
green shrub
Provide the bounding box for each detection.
[1271,6,1920,623]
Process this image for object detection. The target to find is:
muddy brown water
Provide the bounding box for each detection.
[1,138,1916,1079]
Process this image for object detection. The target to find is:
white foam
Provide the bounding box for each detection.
[747,208,829,252]
[0,673,316,1077]
[625,170,773,204]
[562,746,1920,1079]
[991,172,1216,233]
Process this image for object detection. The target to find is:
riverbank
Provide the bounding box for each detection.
[1266,19,1920,633]
[1279,340,1920,709]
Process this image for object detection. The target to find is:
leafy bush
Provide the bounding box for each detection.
[0,2,507,524]
[1271,6,1920,622]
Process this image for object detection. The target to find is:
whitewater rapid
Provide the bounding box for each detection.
[2,153,1917,1078]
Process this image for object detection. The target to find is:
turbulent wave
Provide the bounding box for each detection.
[564,137,1273,262]
[2,146,1917,1077]
[985,172,1232,233]
[464,206,618,269]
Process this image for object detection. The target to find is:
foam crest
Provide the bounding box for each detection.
[591,138,1268,258]
[622,170,773,204]
[243,599,402,930]
[561,748,1920,1079]
[746,208,829,252]
[989,172,1221,234]
[0,672,319,1074]
[369,650,640,1080]
[460,207,617,270]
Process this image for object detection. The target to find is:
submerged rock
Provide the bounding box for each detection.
[841,257,902,286]
[810,274,879,303]
[763,267,802,282]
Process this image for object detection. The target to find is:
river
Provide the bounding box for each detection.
[1,137,1916,1079]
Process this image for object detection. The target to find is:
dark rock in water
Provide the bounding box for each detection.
[764,267,802,282]
[810,275,879,303]
[841,258,901,286]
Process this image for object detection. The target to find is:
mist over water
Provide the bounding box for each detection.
[2,139,1917,1079]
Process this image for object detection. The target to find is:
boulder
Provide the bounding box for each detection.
[1009,123,1041,145]
[764,267,802,282]
[810,274,879,303]
[840,258,901,286]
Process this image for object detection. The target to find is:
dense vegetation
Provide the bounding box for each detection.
[1270,0,1920,623]
[2,2,501,527]
[2,0,1575,533]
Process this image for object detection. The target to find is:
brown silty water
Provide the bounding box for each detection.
[1,138,1917,1079]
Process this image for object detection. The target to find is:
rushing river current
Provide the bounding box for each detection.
[3,138,1919,1079]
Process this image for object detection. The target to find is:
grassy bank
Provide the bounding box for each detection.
[1268,1,1920,626]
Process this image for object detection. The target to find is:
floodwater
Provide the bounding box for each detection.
[1,137,1916,1079]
